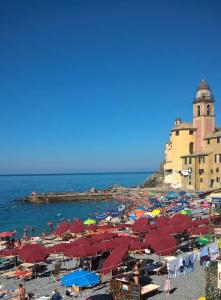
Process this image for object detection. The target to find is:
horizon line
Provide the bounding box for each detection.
[0,171,155,177]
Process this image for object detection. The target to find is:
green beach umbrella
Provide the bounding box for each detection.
[84,219,96,225]
[180,209,192,215]
[196,235,210,246]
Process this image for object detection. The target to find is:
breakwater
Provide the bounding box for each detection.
[25,191,115,203]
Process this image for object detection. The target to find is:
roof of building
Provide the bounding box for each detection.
[197,79,210,91]
[181,151,212,158]
[204,129,221,140]
[171,122,195,131]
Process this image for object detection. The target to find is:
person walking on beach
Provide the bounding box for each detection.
[164,278,171,295]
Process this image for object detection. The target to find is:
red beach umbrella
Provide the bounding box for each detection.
[47,243,69,254]
[55,221,70,236]
[129,240,147,251]
[100,245,128,275]
[190,225,209,235]
[70,238,91,247]
[85,225,97,231]
[0,249,19,256]
[18,247,48,263]
[69,220,85,234]
[149,236,177,256]
[0,231,15,238]
[132,218,150,233]
[92,233,118,242]
[63,245,98,258]
[156,216,170,226]
[96,241,115,252]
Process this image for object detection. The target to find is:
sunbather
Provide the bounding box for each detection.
[12,284,26,300]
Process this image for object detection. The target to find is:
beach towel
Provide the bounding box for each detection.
[208,240,219,261]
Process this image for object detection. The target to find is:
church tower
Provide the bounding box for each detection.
[193,80,215,152]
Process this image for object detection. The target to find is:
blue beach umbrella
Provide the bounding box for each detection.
[61,270,100,287]
[117,204,126,212]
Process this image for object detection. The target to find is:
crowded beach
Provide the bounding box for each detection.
[0,188,220,300]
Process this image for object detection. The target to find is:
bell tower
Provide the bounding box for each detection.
[193,80,215,152]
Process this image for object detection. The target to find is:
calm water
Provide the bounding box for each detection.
[0,172,152,236]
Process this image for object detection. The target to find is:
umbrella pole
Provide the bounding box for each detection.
[89,258,92,271]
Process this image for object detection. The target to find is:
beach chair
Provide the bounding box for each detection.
[49,262,62,282]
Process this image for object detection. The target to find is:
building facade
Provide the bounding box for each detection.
[164,80,221,190]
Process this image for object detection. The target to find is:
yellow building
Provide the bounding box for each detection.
[164,80,221,190]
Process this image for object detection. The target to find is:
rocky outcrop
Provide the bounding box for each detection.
[143,162,165,187]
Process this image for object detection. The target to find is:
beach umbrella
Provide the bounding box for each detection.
[0,231,15,238]
[63,245,98,258]
[96,224,113,230]
[70,238,91,247]
[69,220,85,234]
[115,224,132,229]
[96,241,115,252]
[91,233,117,242]
[196,235,210,246]
[0,249,19,256]
[18,247,48,263]
[129,240,147,251]
[134,210,145,217]
[180,209,192,215]
[151,209,161,217]
[55,221,69,236]
[117,204,126,212]
[100,245,128,275]
[85,224,97,231]
[190,225,209,235]
[47,243,69,254]
[84,219,96,225]
[149,236,177,256]
[129,214,136,220]
[61,270,100,287]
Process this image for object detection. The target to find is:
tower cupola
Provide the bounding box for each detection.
[195,80,213,102]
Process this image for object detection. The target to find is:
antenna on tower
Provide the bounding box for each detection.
[201,69,206,81]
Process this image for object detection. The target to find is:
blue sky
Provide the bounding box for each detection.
[0,0,221,174]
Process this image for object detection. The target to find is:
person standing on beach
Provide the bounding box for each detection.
[133,262,140,285]
[164,278,171,295]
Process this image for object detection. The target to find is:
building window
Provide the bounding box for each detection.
[188,181,191,185]
[217,137,220,144]
[207,105,210,116]
[215,154,221,163]
[189,157,192,164]
[176,130,179,136]
[199,156,205,164]
[216,168,219,173]
[197,105,200,116]
[189,130,193,135]
[217,177,220,183]
[184,158,187,164]
[189,142,194,154]
[211,169,213,174]
[189,175,191,179]
[207,139,210,145]
[200,178,203,183]
[199,169,204,175]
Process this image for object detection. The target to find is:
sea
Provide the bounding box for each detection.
[0,172,152,237]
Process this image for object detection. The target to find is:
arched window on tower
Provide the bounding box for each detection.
[189,142,194,154]
[207,105,211,116]
[197,105,200,116]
